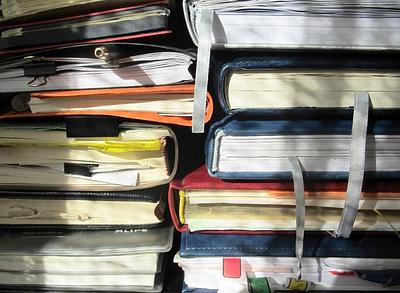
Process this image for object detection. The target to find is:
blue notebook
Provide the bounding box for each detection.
[180,231,400,258]
[214,53,400,114]
[206,112,400,180]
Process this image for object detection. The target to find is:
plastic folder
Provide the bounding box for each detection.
[1,84,214,127]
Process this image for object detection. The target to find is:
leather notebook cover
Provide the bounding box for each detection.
[179,231,400,258]
[215,53,400,114]
[206,111,400,180]
[169,166,400,233]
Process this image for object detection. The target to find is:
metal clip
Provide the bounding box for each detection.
[27,76,48,87]
[94,45,120,68]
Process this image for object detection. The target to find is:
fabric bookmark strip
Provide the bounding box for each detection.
[335,92,370,238]
[192,9,214,133]
[288,156,305,280]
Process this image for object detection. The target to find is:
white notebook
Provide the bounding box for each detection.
[184,0,400,49]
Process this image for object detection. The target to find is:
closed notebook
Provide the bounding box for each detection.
[1,84,214,127]
[216,53,400,113]
[0,43,194,92]
[206,112,400,180]
[169,166,400,232]
[0,1,170,50]
[0,226,173,292]
[0,119,177,190]
[177,232,400,291]
[0,0,152,22]
[184,0,400,49]
[0,185,167,228]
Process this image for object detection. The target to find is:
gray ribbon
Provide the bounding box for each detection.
[192,9,214,133]
[288,156,305,280]
[335,92,370,238]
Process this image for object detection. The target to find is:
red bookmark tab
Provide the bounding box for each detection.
[223,258,241,278]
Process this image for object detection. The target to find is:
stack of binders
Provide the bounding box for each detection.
[0,1,213,292]
[172,1,400,292]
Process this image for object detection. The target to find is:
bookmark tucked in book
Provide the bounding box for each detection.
[169,166,400,232]
[0,118,177,190]
[0,226,173,292]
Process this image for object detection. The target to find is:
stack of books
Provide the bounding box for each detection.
[172,0,400,292]
[0,0,213,291]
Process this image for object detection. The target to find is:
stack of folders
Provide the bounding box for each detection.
[176,0,400,289]
[0,2,215,291]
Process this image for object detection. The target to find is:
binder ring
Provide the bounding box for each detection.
[28,76,48,87]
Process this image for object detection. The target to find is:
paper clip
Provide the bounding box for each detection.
[27,76,48,87]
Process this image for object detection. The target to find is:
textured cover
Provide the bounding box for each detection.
[1,85,214,127]
[206,111,400,180]
[180,231,400,258]
[215,53,400,114]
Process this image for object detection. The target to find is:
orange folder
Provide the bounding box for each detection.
[1,84,214,127]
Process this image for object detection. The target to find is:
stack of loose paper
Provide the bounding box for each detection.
[0,51,194,93]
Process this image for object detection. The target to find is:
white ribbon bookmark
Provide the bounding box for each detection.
[287,156,305,281]
[335,92,370,238]
[192,9,214,133]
